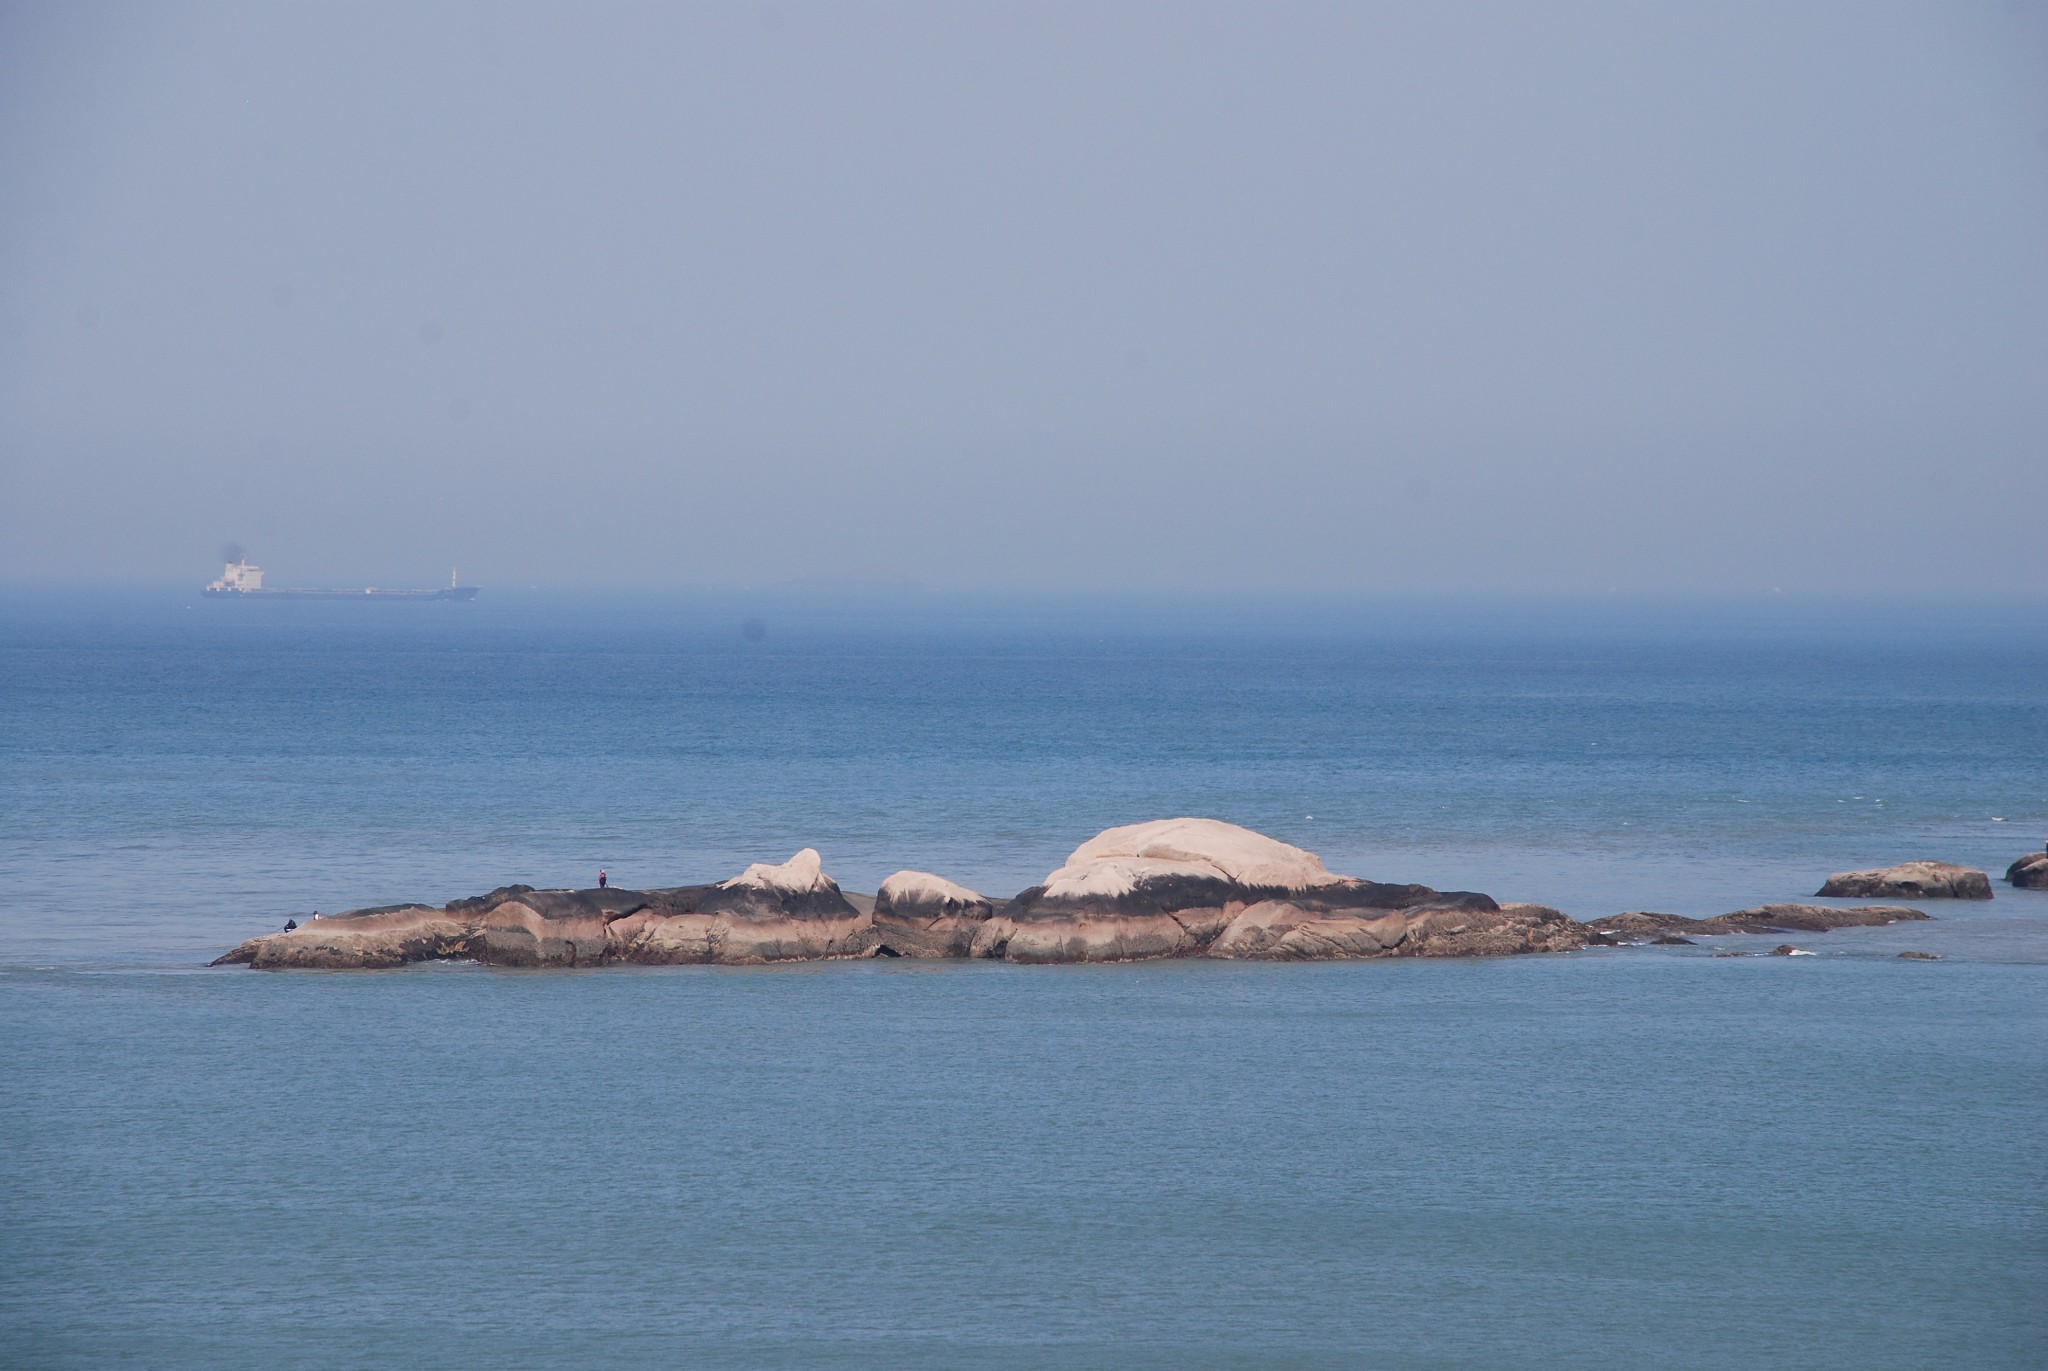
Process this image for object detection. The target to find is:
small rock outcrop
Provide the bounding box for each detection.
[1897,951,1942,961]
[1706,903,1931,933]
[212,849,876,969]
[1204,899,1585,961]
[2006,849,2048,890]
[1584,911,1696,940]
[872,871,997,957]
[215,904,474,970]
[607,850,877,964]
[1816,861,1992,900]
[1584,904,1932,939]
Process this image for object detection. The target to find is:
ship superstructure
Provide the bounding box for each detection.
[203,558,479,600]
[208,559,267,593]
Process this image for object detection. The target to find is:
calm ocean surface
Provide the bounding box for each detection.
[3,589,2044,1368]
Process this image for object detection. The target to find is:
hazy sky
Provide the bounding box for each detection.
[2,1,2043,593]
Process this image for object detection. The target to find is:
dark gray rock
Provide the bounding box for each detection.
[2006,849,2048,890]
[1702,903,1930,934]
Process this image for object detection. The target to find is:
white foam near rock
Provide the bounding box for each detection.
[720,848,835,894]
[1040,818,1345,899]
[878,870,986,906]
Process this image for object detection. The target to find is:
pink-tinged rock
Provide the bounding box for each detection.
[1205,900,1413,959]
[606,910,877,965]
[1206,900,1585,961]
[872,871,998,957]
[211,906,473,969]
[213,850,878,969]
[1816,861,1992,900]
[985,818,1558,963]
[969,910,1214,964]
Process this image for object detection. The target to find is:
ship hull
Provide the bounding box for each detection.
[202,587,479,600]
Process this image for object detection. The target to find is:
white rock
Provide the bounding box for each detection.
[1041,818,1344,899]
[720,848,835,894]
[878,870,986,906]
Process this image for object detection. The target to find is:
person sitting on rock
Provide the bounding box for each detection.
[283,918,298,932]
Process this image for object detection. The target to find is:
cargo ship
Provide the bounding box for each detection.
[203,558,480,600]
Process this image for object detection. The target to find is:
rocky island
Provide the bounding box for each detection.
[213,818,1940,970]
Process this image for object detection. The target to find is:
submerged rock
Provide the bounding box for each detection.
[1816,861,1992,900]
[1897,950,1942,961]
[2006,849,2048,890]
[1769,944,1814,956]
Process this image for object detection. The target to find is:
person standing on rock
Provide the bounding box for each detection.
[598,869,607,889]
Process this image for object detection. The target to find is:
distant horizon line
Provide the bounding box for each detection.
[2,577,2043,606]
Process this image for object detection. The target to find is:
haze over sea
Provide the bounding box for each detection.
[3,589,2044,1368]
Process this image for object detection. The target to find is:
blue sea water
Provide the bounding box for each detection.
[2,589,2045,1368]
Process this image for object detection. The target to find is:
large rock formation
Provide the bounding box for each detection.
[1815,861,1992,900]
[951,818,1585,963]
[2006,848,2048,890]
[212,849,876,969]
[213,820,1592,969]
[1584,903,1931,941]
[216,823,1974,971]
[218,819,1962,971]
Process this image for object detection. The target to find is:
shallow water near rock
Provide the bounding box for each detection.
[2,590,2045,1367]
